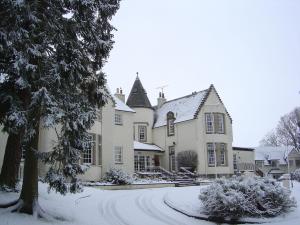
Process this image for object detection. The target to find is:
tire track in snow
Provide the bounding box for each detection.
[98,193,132,225]
[97,188,201,225]
[135,191,183,225]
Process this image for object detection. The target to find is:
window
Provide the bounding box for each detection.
[271,160,278,167]
[134,155,152,171]
[114,146,123,164]
[98,135,102,165]
[134,155,139,171]
[255,161,264,167]
[289,160,294,166]
[83,134,95,164]
[167,112,175,136]
[233,154,237,170]
[96,109,102,122]
[205,113,213,133]
[139,156,145,171]
[138,125,147,142]
[215,113,225,134]
[146,156,151,171]
[115,113,122,125]
[220,143,226,165]
[205,113,225,134]
[207,143,215,166]
[296,160,300,167]
[169,146,176,171]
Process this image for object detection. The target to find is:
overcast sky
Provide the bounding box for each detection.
[103,0,300,147]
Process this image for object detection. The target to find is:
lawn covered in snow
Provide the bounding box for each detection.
[0,182,299,225]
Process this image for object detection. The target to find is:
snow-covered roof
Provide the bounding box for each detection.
[134,141,164,152]
[154,90,208,128]
[254,146,294,165]
[113,96,135,113]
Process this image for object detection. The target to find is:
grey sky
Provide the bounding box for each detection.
[104,0,300,147]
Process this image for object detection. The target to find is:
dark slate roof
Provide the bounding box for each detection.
[233,147,255,151]
[126,76,152,108]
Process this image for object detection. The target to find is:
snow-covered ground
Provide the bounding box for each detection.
[0,182,299,225]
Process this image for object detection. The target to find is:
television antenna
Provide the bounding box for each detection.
[156,85,168,94]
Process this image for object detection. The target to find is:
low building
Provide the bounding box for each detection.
[254,146,300,179]
[232,147,255,174]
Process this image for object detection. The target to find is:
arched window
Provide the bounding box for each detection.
[167,111,175,136]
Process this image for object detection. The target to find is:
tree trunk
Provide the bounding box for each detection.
[18,124,40,214]
[0,131,22,189]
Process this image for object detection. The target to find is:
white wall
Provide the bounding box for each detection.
[113,110,134,174]
[197,88,234,176]
[132,108,154,144]
[153,87,234,176]
[0,129,8,173]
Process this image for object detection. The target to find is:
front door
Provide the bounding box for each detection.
[154,155,160,166]
[169,146,176,171]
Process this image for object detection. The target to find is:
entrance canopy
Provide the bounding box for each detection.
[134,141,164,152]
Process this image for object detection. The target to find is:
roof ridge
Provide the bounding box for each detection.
[160,89,208,105]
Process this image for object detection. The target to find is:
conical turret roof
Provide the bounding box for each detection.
[126,75,152,108]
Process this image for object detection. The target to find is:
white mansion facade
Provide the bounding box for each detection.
[0,76,236,181]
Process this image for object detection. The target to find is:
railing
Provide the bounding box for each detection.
[179,167,197,178]
[135,166,175,179]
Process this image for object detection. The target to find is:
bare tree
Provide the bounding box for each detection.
[277,107,300,149]
[260,107,300,150]
[259,130,280,147]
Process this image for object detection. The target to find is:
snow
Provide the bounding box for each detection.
[255,146,294,165]
[165,182,300,225]
[154,90,208,128]
[113,96,135,113]
[134,141,163,152]
[0,181,300,225]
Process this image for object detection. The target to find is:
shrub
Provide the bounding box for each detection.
[292,169,300,182]
[103,168,133,185]
[177,150,198,172]
[199,176,296,219]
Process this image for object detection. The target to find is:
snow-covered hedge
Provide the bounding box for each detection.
[292,169,300,182]
[199,176,296,219]
[103,168,133,185]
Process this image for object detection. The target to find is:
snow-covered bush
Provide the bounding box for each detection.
[103,168,133,185]
[292,169,300,182]
[199,176,296,219]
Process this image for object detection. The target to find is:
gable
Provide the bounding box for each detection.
[153,90,208,128]
[194,85,232,123]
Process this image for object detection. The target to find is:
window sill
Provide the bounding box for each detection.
[115,162,123,165]
[115,123,123,126]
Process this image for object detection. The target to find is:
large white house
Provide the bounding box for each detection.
[0,76,236,181]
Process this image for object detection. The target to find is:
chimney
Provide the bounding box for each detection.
[115,87,125,102]
[157,91,166,108]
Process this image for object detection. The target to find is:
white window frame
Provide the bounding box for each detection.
[114,113,123,125]
[97,134,102,165]
[205,113,214,133]
[220,143,226,165]
[83,134,95,165]
[114,146,123,164]
[233,154,237,170]
[138,125,147,142]
[216,113,225,134]
[207,143,215,166]
[206,113,225,134]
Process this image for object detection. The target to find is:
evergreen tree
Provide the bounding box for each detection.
[0,0,120,216]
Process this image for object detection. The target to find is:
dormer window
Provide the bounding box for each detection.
[167,111,175,136]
